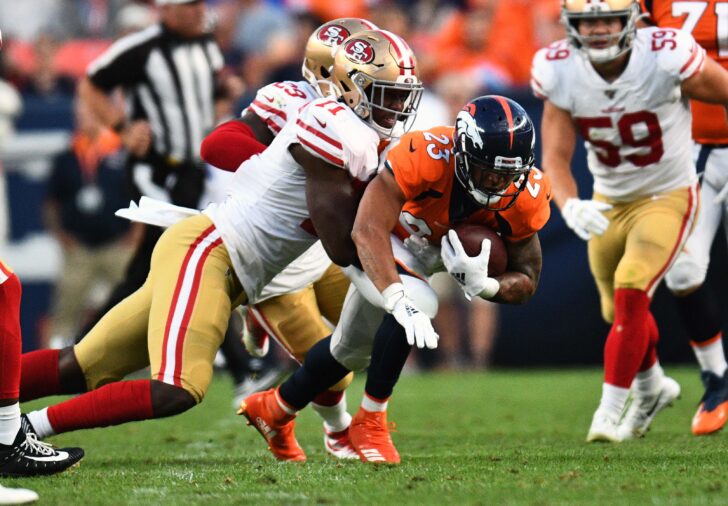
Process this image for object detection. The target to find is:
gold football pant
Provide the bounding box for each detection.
[249,263,353,391]
[74,214,246,402]
[588,184,698,323]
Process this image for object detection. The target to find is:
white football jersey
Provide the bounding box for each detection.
[246,80,318,135]
[204,97,382,303]
[532,27,705,200]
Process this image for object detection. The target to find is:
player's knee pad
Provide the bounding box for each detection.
[329,371,353,392]
[665,253,708,293]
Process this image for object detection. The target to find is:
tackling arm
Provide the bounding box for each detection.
[199,110,272,171]
[292,144,361,267]
[540,100,578,210]
[351,169,407,293]
[491,234,542,305]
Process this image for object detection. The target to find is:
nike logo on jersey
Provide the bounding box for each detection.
[262,94,275,103]
[25,450,70,463]
[315,117,327,129]
[409,139,416,152]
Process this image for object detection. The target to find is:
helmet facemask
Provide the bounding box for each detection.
[562,2,641,63]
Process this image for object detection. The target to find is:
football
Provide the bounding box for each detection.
[453,224,508,276]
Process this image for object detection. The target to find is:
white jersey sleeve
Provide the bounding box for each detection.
[651,27,706,82]
[246,80,317,135]
[530,39,573,110]
[295,98,381,181]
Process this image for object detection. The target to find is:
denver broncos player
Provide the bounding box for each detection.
[641,0,728,436]
[200,17,377,460]
[532,0,728,442]
[241,96,550,464]
[16,29,423,463]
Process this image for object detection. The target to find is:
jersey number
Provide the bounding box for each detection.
[672,1,728,57]
[399,211,432,238]
[423,131,451,162]
[273,82,306,99]
[315,100,345,116]
[651,29,678,51]
[575,111,664,167]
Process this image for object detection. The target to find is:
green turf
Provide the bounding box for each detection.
[5,367,728,505]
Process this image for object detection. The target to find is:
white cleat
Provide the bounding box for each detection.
[323,425,358,460]
[618,376,681,440]
[586,409,623,443]
[0,484,38,504]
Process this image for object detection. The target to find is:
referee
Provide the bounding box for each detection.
[77,0,225,333]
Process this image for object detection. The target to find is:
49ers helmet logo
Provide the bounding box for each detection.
[317,25,351,47]
[343,39,375,64]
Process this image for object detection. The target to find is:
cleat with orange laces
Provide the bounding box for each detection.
[349,408,400,464]
[237,389,306,462]
[692,370,728,436]
[323,425,358,459]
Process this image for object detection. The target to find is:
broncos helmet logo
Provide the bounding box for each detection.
[456,107,483,150]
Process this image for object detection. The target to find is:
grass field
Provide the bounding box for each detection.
[5,367,728,505]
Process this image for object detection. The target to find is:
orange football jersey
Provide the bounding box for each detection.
[643,0,728,143]
[386,126,551,245]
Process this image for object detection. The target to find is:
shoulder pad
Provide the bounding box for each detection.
[247,81,315,134]
[296,98,380,180]
[505,168,552,241]
[531,40,574,109]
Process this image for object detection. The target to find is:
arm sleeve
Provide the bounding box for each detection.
[655,28,706,81]
[199,120,266,171]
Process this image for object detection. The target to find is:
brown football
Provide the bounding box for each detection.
[452,224,508,276]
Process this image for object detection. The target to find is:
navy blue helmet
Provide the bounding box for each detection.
[453,95,535,211]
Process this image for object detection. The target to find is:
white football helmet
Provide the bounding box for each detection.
[561,0,642,62]
[302,18,378,98]
[329,29,423,139]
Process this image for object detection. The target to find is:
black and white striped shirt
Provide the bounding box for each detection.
[87,24,224,165]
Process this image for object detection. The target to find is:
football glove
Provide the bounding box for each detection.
[441,230,500,300]
[561,198,613,241]
[403,235,444,275]
[382,283,439,349]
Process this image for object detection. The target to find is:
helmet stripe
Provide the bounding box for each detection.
[494,96,515,149]
[378,29,415,75]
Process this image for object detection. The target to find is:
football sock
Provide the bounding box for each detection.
[42,379,153,436]
[312,391,351,433]
[638,312,659,372]
[19,349,61,401]
[633,362,665,396]
[26,408,54,439]
[598,383,630,418]
[0,403,20,446]
[364,314,411,400]
[361,393,388,413]
[692,336,728,376]
[674,282,722,345]
[603,288,651,388]
[278,336,350,411]
[0,274,22,401]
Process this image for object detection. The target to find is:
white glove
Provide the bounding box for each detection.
[403,235,444,275]
[382,283,439,349]
[440,230,500,300]
[561,198,613,241]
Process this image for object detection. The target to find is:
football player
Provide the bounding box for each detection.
[17,29,423,463]
[532,0,728,441]
[200,17,378,460]
[641,0,728,436]
[240,96,551,463]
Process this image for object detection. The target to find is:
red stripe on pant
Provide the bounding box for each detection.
[158,225,216,385]
[0,273,22,400]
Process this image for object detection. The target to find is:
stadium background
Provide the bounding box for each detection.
[0,0,726,367]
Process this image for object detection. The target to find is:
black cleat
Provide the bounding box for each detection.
[0,429,84,477]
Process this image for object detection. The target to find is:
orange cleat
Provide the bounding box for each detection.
[692,371,728,436]
[349,408,400,464]
[238,388,306,461]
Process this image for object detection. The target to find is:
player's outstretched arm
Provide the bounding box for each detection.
[681,57,728,116]
[491,234,542,305]
[351,169,407,292]
[199,111,271,171]
[292,144,360,267]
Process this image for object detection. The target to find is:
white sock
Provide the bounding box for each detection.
[273,390,296,416]
[312,395,351,434]
[692,337,728,376]
[361,393,388,413]
[633,362,665,395]
[27,408,55,439]
[0,403,21,446]
[598,383,630,418]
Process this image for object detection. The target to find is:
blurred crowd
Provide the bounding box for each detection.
[0,0,566,370]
